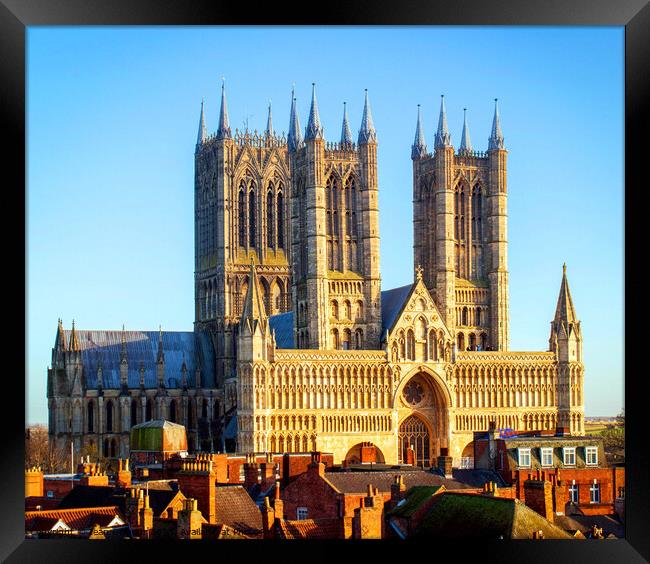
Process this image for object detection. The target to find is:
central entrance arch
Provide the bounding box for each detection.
[395,367,451,467]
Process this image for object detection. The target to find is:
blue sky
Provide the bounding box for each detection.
[26,26,624,425]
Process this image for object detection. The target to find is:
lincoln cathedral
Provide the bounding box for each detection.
[48,81,585,467]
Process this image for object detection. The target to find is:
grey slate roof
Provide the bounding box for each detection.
[268,284,414,350]
[380,284,413,338]
[268,311,294,348]
[63,329,216,389]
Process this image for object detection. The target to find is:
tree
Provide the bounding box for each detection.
[25,425,69,473]
[600,424,625,463]
[616,409,625,425]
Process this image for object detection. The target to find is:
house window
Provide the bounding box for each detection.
[518,448,531,468]
[585,446,598,466]
[296,507,308,521]
[590,481,601,503]
[540,447,553,467]
[569,481,579,503]
[46,491,54,499]
[563,447,576,466]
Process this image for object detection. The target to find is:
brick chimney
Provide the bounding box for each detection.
[243,455,260,490]
[388,475,407,509]
[260,453,276,492]
[523,477,554,522]
[116,458,132,488]
[360,442,377,464]
[25,466,44,498]
[352,485,384,539]
[139,492,154,538]
[272,480,284,521]
[482,481,500,497]
[79,463,109,487]
[437,448,453,478]
[177,498,203,539]
[308,452,325,477]
[550,472,568,516]
[261,496,276,539]
[176,458,216,524]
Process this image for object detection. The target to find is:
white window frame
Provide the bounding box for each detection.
[540,447,553,467]
[590,481,600,504]
[585,446,598,466]
[296,507,309,521]
[569,481,579,503]
[518,447,531,468]
[563,447,576,466]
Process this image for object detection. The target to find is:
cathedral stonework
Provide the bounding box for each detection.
[47,84,585,467]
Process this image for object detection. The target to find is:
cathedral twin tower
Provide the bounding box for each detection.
[194,82,509,370]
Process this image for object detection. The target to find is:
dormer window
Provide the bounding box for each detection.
[563,447,576,466]
[585,446,598,466]
[518,447,531,468]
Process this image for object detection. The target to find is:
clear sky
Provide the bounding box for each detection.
[26,26,624,425]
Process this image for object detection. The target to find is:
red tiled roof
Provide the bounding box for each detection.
[276,518,341,540]
[25,506,123,532]
[214,486,262,535]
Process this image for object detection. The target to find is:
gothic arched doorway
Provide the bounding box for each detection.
[395,369,450,467]
[399,415,430,467]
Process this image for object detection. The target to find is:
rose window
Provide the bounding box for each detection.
[403,381,425,406]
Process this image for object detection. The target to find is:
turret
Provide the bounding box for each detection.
[432,95,457,332]
[120,325,129,394]
[458,108,472,154]
[238,260,272,362]
[265,100,273,137]
[287,86,303,152]
[341,102,353,146]
[550,264,584,435]
[486,98,509,350]
[411,104,427,159]
[216,79,231,140]
[550,264,582,363]
[196,98,207,151]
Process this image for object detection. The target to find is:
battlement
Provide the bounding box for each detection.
[455,351,557,363]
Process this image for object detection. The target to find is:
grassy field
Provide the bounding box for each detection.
[584,421,623,435]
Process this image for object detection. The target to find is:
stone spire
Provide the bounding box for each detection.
[287,85,303,152]
[553,263,578,327]
[358,89,377,144]
[57,318,66,351]
[216,79,231,140]
[305,83,324,141]
[265,100,273,137]
[241,259,268,330]
[157,325,164,363]
[459,108,472,154]
[120,324,128,364]
[411,104,427,159]
[488,98,505,150]
[196,98,207,147]
[69,319,80,352]
[434,95,451,149]
[340,101,353,145]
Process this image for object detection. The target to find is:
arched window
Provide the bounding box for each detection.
[130,399,138,428]
[331,300,339,319]
[105,400,113,433]
[481,333,488,350]
[342,329,351,350]
[202,399,208,419]
[277,191,284,249]
[462,307,469,326]
[188,403,195,429]
[346,177,357,237]
[344,300,351,320]
[169,400,176,423]
[457,333,465,351]
[146,398,153,421]
[407,330,415,360]
[356,300,364,320]
[476,308,481,326]
[238,186,246,248]
[469,333,477,351]
[355,329,363,350]
[110,439,117,458]
[331,329,339,350]
[267,188,274,248]
[248,189,256,248]
[87,401,94,433]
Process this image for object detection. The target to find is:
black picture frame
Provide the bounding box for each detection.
[3,0,647,561]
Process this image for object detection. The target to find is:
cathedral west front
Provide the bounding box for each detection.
[48,82,585,468]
